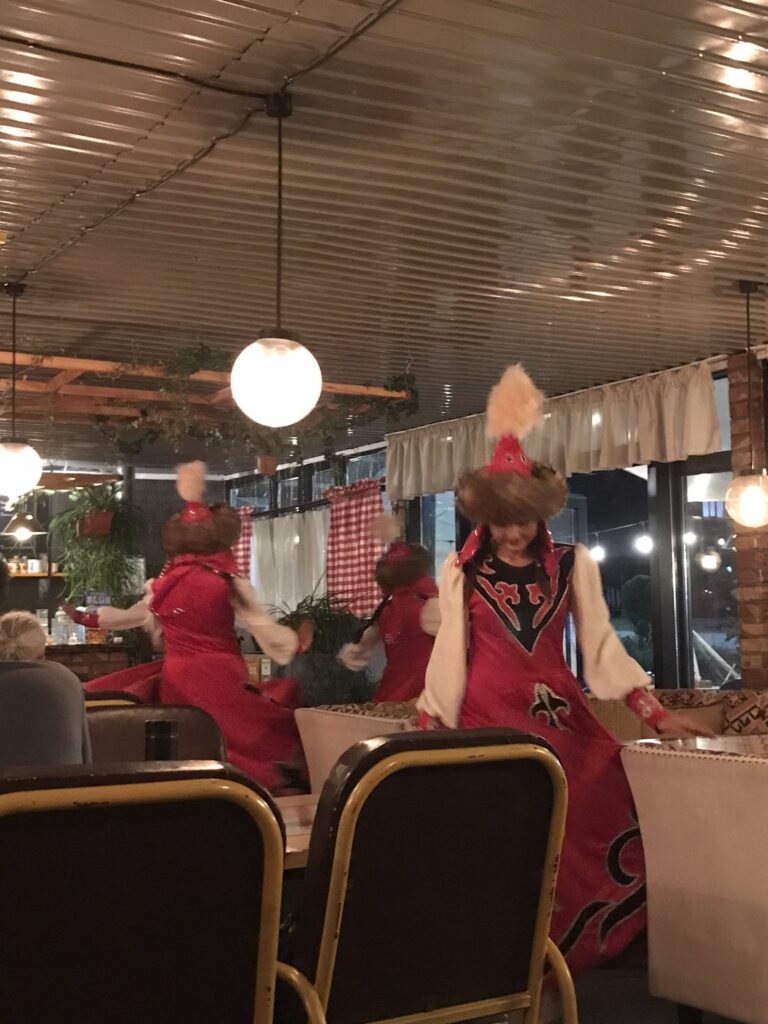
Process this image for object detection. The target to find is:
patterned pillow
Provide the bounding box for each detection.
[723,692,768,736]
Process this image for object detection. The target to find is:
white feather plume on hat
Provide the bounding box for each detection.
[176,460,206,503]
[485,364,544,440]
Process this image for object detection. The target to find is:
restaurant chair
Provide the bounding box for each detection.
[279,728,576,1024]
[84,690,143,707]
[86,703,226,762]
[0,761,324,1024]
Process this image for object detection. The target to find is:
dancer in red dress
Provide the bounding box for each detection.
[418,366,710,974]
[339,517,439,703]
[67,462,305,791]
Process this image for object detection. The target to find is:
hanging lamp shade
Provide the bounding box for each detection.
[231,336,322,428]
[3,511,46,541]
[1,283,42,499]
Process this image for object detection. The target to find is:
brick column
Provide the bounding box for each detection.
[729,351,768,689]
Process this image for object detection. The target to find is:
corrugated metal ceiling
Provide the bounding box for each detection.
[1,0,767,468]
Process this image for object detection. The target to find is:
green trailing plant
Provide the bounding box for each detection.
[95,345,418,461]
[273,592,377,706]
[50,486,145,607]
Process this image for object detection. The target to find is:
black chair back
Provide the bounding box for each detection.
[86,704,226,762]
[0,761,284,1024]
[287,728,569,1024]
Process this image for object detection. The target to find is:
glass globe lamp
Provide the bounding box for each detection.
[725,473,768,529]
[230,337,322,428]
[0,441,43,499]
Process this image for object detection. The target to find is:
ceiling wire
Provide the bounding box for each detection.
[0,31,268,99]
[7,0,409,283]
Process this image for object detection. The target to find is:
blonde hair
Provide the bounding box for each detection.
[0,611,46,661]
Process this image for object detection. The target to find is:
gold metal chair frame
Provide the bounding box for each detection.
[0,777,325,1024]
[85,699,136,707]
[311,742,577,1024]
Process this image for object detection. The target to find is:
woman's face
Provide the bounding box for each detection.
[489,521,538,555]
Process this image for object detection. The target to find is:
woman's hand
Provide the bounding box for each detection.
[655,711,716,740]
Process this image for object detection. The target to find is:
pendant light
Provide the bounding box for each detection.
[231,93,322,429]
[0,283,43,499]
[725,280,768,528]
[3,511,45,542]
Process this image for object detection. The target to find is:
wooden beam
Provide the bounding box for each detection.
[58,383,213,406]
[44,369,83,393]
[209,386,232,406]
[0,350,411,402]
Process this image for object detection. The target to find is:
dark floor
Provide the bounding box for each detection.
[575,969,737,1024]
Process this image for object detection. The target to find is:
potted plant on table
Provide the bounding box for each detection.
[273,592,377,706]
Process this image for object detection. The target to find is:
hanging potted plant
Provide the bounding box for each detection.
[50,485,144,605]
[257,454,279,477]
[77,509,114,537]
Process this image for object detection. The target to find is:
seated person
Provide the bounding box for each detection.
[0,611,90,767]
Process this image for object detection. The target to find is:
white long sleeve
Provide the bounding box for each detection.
[571,543,650,700]
[230,576,298,666]
[419,597,441,637]
[417,555,468,727]
[96,597,152,630]
[338,623,382,671]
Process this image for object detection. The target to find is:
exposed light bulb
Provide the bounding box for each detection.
[0,441,43,499]
[698,551,722,573]
[683,531,697,545]
[13,526,31,541]
[589,544,606,562]
[635,534,654,554]
[725,474,768,528]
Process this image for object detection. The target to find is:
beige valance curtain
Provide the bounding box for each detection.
[386,362,722,500]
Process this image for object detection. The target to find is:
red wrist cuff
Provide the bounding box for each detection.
[73,610,100,628]
[417,711,446,731]
[625,687,667,728]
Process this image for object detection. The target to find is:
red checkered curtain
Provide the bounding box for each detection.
[232,506,253,577]
[325,480,384,617]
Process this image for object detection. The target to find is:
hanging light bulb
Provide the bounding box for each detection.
[0,284,42,499]
[683,531,697,545]
[231,94,322,429]
[635,534,654,554]
[589,543,606,562]
[726,280,768,528]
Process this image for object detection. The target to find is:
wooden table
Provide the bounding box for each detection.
[275,793,318,870]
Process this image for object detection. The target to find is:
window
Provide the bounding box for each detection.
[278,476,300,509]
[420,491,456,575]
[569,469,654,676]
[229,477,271,512]
[347,450,386,483]
[684,469,739,687]
[312,467,335,500]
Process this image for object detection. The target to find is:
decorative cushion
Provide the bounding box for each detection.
[723,692,768,736]
[656,689,724,711]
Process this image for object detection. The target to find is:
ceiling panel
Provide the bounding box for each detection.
[1,0,767,469]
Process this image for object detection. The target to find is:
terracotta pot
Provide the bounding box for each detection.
[257,455,278,477]
[76,510,114,538]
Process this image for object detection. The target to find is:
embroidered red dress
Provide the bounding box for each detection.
[374,576,439,703]
[339,575,439,702]
[420,542,648,975]
[83,551,302,791]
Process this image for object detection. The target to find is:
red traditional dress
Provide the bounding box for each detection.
[339,576,440,703]
[83,550,302,791]
[419,539,661,975]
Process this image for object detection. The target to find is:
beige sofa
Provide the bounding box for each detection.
[295,689,750,793]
